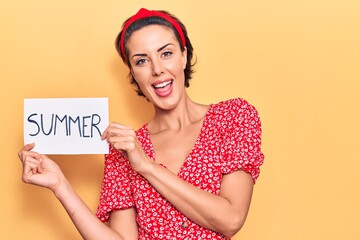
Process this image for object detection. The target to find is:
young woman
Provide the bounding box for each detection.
[18,8,264,240]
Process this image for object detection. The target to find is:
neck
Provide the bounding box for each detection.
[149,94,207,134]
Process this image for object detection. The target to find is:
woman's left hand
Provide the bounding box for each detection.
[102,122,151,172]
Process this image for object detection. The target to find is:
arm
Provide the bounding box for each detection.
[103,123,256,238]
[138,161,253,237]
[18,143,137,240]
[109,208,138,239]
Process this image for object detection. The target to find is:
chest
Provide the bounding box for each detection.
[150,123,202,175]
[131,122,224,203]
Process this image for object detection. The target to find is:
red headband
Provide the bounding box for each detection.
[120,8,186,61]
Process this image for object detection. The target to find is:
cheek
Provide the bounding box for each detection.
[168,60,185,75]
[132,68,150,83]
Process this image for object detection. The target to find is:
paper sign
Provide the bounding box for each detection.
[24,98,109,155]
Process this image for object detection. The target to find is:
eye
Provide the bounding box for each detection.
[162,51,173,58]
[136,59,146,66]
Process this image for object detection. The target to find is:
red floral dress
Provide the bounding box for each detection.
[96,98,264,239]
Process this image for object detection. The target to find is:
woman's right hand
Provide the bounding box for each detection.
[18,143,65,192]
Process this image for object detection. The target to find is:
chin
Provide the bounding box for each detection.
[154,97,180,111]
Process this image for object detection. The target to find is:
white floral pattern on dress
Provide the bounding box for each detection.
[96,98,264,239]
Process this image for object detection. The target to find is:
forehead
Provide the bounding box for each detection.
[126,25,178,51]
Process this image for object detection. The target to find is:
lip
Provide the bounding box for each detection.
[152,79,173,97]
[152,79,172,87]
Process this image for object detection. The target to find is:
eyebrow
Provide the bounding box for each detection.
[131,43,174,59]
[157,43,173,52]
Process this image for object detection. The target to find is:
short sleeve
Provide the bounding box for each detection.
[96,145,135,222]
[220,98,264,183]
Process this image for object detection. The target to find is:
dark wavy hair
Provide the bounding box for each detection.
[115,10,195,97]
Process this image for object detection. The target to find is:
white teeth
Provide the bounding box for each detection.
[154,80,172,89]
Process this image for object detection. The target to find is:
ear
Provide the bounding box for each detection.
[181,47,187,70]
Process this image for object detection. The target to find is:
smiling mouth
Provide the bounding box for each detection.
[153,80,173,89]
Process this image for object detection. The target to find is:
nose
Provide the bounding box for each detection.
[151,58,164,76]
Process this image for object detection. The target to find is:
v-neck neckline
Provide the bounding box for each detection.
[144,104,214,176]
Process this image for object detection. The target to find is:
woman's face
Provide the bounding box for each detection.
[126,24,187,110]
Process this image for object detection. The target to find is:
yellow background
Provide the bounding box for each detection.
[1,0,359,239]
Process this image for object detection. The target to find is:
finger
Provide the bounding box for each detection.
[22,168,33,183]
[28,158,43,173]
[22,163,42,183]
[107,135,136,146]
[40,154,50,161]
[25,156,42,165]
[20,151,41,164]
[24,161,40,175]
[23,143,35,151]
[106,129,136,140]
[101,125,110,140]
[24,157,43,173]
[112,139,136,152]
[18,143,35,158]
[103,123,134,141]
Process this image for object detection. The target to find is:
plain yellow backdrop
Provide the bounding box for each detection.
[1,0,359,239]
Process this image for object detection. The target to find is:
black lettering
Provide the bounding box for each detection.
[54,115,68,135]
[40,114,54,136]
[82,116,91,138]
[68,116,81,137]
[91,114,102,138]
[27,113,40,136]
